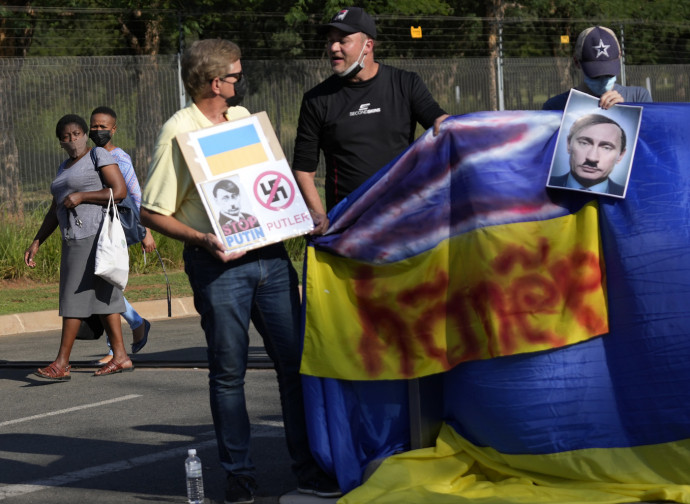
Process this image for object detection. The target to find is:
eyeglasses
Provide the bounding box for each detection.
[218,71,243,84]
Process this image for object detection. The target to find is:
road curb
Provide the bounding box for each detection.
[0,297,198,337]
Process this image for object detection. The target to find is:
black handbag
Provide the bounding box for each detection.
[91,148,147,246]
[76,313,105,340]
[116,193,147,246]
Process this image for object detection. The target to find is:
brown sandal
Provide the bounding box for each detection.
[93,358,134,376]
[35,362,71,381]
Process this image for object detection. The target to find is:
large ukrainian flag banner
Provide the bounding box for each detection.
[303,202,607,379]
[300,105,690,502]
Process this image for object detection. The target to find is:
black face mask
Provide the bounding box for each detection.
[226,75,248,107]
[89,129,112,147]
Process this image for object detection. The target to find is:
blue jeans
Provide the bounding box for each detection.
[184,243,318,481]
[121,297,144,331]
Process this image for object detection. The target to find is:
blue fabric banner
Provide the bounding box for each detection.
[301,104,690,497]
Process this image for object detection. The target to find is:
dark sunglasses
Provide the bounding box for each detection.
[216,71,243,84]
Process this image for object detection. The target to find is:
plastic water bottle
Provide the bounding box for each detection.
[185,448,204,504]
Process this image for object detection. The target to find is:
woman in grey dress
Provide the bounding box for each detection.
[24,114,134,379]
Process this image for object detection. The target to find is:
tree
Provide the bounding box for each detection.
[485,0,506,111]
[112,3,167,180]
[0,3,39,218]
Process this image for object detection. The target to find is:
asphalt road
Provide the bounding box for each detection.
[0,315,332,504]
[2,315,670,504]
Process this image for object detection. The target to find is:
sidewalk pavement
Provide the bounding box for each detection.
[0,297,197,337]
[1,284,303,337]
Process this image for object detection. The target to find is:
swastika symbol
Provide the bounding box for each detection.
[253,171,295,210]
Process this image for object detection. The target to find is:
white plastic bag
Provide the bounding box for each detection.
[94,188,129,290]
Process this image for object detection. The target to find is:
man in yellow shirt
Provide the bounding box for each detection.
[141,39,340,504]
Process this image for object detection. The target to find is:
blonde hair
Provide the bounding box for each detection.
[181,39,241,100]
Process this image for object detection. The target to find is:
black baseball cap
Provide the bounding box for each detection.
[318,7,377,39]
[574,26,621,77]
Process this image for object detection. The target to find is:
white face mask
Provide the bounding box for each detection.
[336,38,369,79]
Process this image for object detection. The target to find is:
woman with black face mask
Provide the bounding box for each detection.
[24,114,134,380]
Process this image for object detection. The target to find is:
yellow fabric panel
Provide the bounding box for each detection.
[301,202,608,380]
[339,423,690,504]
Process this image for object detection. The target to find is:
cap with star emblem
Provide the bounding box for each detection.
[574,26,621,78]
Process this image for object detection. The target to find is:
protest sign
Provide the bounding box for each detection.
[176,112,313,252]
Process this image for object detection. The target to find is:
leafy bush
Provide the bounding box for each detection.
[0,205,314,282]
[0,205,185,282]
[0,205,63,281]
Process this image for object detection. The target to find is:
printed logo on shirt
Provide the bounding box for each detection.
[349,103,381,117]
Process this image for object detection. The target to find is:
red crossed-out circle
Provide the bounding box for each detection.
[253,171,295,211]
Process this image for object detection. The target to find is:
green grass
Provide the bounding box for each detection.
[0,270,192,315]
[0,261,305,316]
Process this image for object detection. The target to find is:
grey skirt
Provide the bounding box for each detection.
[59,234,125,318]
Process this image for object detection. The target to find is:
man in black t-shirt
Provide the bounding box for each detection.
[292,7,449,233]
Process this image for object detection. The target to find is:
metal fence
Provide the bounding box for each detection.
[1,55,688,212]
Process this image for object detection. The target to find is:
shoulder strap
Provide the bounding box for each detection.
[92,148,108,190]
[57,159,68,175]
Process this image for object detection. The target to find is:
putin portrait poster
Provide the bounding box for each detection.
[547,89,643,198]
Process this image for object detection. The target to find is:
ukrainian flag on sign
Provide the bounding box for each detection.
[197,123,268,175]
